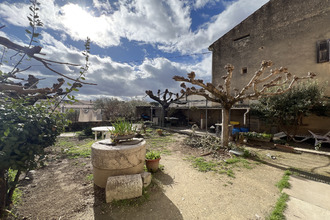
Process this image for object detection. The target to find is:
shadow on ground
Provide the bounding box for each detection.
[92,171,183,220]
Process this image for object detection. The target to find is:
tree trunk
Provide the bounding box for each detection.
[0,169,7,216]
[221,107,230,147]
[160,107,165,127]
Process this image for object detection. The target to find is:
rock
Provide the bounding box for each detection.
[105,174,143,203]
[140,172,152,187]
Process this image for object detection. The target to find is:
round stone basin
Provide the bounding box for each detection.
[91,139,146,188]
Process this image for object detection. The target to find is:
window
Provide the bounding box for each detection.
[317,40,330,63]
[241,67,247,74]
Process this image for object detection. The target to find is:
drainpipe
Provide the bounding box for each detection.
[205,100,208,132]
[244,108,250,126]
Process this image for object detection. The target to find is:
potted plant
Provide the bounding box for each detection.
[145,151,161,172]
[240,132,273,142]
[156,128,163,136]
[110,119,137,144]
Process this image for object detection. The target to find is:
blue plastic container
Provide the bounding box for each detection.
[240,127,249,132]
[232,128,240,135]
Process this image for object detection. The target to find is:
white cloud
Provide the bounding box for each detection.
[0,0,269,100]
[193,0,213,9]
[160,0,269,53]
[93,0,112,13]
[0,0,269,53]
[0,2,29,27]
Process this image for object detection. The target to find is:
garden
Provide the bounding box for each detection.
[1,1,329,219]
[6,127,330,219]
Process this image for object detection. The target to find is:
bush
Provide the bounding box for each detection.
[251,81,326,138]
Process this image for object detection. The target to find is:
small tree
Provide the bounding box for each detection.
[251,81,326,139]
[173,61,315,147]
[94,98,150,121]
[145,89,183,127]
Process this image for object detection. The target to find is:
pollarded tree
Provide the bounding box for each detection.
[145,89,184,127]
[173,60,315,147]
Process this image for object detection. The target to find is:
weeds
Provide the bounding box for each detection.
[226,169,235,178]
[86,174,93,182]
[186,154,257,178]
[276,170,292,192]
[145,130,175,153]
[267,170,292,220]
[186,156,218,172]
[58,138,94,159]
[267,193,289,220]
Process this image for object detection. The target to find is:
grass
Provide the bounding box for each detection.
[267,170,292,220]
[276,170,292,192]
[186,156,218,172]
[267,193,289,220]
[57,138,94,159]
[86,174,93,182]
[186,155,257,178]
[145,129,175,154]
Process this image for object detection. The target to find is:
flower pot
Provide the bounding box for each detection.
[112,134,136,143]
[145,158,161,172]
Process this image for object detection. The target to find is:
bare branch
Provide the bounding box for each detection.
[0,36,96,85]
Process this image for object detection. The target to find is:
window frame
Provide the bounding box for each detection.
[317,39,330,63]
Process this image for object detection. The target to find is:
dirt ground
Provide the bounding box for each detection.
[11,133,330,220]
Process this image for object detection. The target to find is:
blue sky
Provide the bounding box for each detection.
[0,0,269,101]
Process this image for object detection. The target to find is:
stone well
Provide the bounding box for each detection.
[91,139,146,188]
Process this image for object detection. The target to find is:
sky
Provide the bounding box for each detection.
[0,0,269,101]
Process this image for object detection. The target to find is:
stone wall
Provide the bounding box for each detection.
[210,0,330,97]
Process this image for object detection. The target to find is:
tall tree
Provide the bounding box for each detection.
[173,60,315,147]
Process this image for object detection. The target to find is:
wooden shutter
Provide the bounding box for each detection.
[317,40,330,63]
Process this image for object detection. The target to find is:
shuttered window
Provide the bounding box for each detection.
[317,40,330,63]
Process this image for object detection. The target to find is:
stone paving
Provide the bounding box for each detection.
[284,176,330,220]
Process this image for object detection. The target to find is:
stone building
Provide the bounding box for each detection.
[209,0,330,133]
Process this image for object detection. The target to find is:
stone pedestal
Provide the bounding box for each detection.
[91,139,146,188]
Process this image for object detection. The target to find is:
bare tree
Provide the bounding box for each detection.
[145,89,184,127]
[173,60,315,147]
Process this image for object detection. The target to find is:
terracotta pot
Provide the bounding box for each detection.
[145,158,161,172]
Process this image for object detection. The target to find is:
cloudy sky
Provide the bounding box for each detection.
[0,0,268,101]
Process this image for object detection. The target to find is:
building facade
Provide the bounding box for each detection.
[209,0,330,133]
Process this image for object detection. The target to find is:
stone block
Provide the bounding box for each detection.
[93,161,144,188]
[106,174,143,203]
[140,172,152,187]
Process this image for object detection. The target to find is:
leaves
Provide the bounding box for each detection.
[251,81,325,136]
[0,98,67,171]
